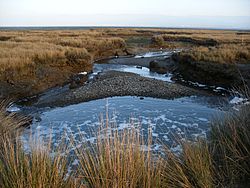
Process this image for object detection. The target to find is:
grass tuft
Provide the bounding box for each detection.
[75,123,162,188]
[0,104,77,188]
[210,104,250,186]
[161,140,214,188]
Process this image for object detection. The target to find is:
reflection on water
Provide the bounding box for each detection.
[134,51,172,58]
[91,64,173,82]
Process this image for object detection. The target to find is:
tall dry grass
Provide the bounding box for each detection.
[151,29,250,64]
[0,101,27,136]
[0,102,77,188]
[0,98,250,187]
[158,30,250,46]
[161,140,214,188]
[179,44,250,64]
[75,121,162,188]
[0,30,126,99]
[210,104,250,186]
[0,137,76,188]
[1,28,249,99]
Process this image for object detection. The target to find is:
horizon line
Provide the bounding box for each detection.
[0,26,250,31]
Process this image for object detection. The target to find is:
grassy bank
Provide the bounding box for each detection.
[151,29,250,64]
[1,28,250,100]
[150,30,250,88]
[0,30,126,99]
[0,100,249,187]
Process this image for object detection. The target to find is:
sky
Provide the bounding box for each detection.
[0,0,250,29]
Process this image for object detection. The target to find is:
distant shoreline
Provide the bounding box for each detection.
[0,26,249,31]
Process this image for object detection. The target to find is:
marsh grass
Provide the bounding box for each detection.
[210,104,250,186]
[0,136,76,188]
[152,30,250,64]
[75,118,162,188]
[0,103,77,188]
[0,100,27,136]
[1,29,250,99]
[179,44,250,64]
[0,96,250,187]
[161,141,214,188]
[0,30,126,99]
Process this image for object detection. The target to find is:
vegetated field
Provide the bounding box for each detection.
[0,100,249,188]
[0,29,127,99]
[0,29,250,188]
[0,28,250,100]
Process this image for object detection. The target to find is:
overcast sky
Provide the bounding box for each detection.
[0,0,250,29]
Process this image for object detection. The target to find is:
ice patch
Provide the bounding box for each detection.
[36,125,42,130]
[154,114,166,121]
[78,120,93,127]
[86,136,96,144]
[192,123,199,128]
[165,73,173,83]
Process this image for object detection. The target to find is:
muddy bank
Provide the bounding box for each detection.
[97,51,177,74]
[33,71,200,108]
[98,51,173,67]
[0,31,128,101]
[172,53,250,89]
[98,52,250,90]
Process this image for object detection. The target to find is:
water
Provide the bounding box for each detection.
[15,50,243,153]
[91,64,173,82]
[134,51,173,58]
[20,96,227,153]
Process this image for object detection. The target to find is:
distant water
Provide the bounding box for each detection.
[1,26,246,31]
[0,26,154,31]
[0,26,103,30]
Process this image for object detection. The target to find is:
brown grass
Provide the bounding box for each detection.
[0,136,76,188]
[0,100,27,135]
[162,141,214,188]
[210,104,250,186]
[0,100,250,187]
[75,124,162,188]
[0,30,126,99]
[1,28,250,99]
[0,102,77,188]
[151,30,250,64]
[178,44,250,64]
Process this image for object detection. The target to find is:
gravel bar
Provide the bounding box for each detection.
[34,71,202,108]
